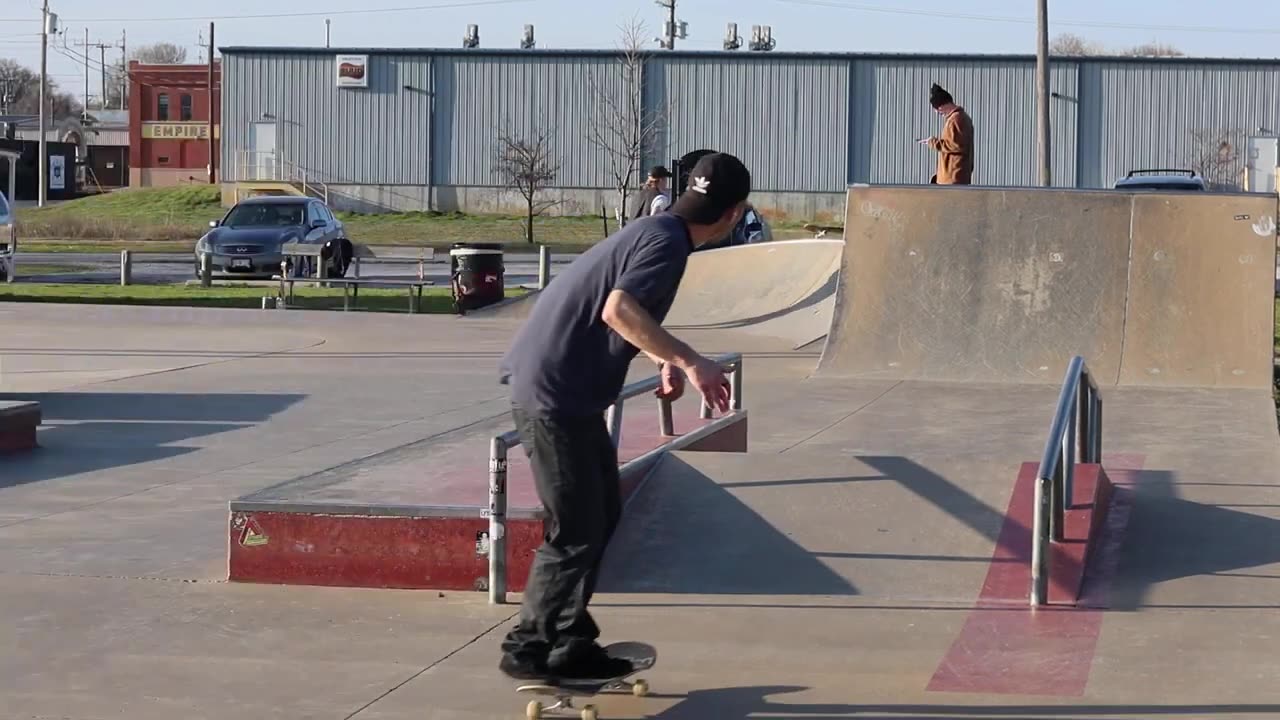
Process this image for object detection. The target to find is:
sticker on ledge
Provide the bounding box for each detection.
[234,514,270,547]
[475,530,490,556]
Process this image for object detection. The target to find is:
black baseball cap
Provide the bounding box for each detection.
[671,152,752,224]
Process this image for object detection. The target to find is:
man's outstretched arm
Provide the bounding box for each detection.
[602,289,699,370]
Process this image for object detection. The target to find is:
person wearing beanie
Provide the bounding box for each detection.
[923,83,975,185]
[631,165,674,218]
[496,152,752,682]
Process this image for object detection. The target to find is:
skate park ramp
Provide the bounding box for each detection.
[818,184,1278,388]
[472,239,844,349]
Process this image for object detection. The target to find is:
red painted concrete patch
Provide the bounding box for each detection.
[927,455,1143,697]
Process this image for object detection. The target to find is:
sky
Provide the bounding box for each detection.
[5,0,1280,105]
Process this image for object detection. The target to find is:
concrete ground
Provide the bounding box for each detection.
[2,303,1279,719]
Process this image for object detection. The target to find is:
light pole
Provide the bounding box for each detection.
[1036,0,1051,187]
[38,0,50,207]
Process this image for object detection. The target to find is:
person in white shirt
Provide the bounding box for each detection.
[631,165,672,219]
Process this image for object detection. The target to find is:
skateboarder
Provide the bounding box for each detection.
[923,83,975,185]
[497,152,752,681]
[631,165,673,219]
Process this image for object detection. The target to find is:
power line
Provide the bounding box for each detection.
[0,0,533,25]
[776,0,1280,37]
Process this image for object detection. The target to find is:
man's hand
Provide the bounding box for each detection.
[685,356,730,413]
[655,362,685,402]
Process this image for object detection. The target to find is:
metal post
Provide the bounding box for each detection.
[38,0,49,207]
[537,244,550,289]
[487,437,508,604]
[1062,392,1076,510]
[1077,379,1091,464]
[606,401,623,448]
[1090,392,1100,458]
[728,361,743,411]
[119,249,131,286]
[1031,474,1050,606]
[200,252,212,287]
[1051,455,1065,542]
[658,397,674,436]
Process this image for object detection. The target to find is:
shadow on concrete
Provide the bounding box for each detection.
[597,455,861,596]
[1106,468,1280,611]
[0,391,305,487]
[643,685,1280,718]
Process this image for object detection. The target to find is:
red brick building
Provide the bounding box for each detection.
[128,61,221,187]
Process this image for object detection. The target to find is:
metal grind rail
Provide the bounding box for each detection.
[1031,355,1104,606]
[485,352,745,604]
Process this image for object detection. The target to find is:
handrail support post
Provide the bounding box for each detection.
[487,437,509,605]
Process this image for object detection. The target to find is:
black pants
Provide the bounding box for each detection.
[501,406,622,663]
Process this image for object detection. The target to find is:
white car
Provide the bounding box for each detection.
[1113,169,1207,191]
[0,191,14,282]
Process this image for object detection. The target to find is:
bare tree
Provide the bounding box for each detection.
[1119,42,1184,58]
[1051,32,1183,57]
[496,127,562,244]
[132,42,189,64]
[0,58,82,119]
[1050,33,1104,56]
[1185,128,1242,189]
[585,18,667,228]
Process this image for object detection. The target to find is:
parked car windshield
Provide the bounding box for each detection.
[223,203,306,227]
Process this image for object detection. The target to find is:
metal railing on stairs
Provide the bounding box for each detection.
[232,150,330,205]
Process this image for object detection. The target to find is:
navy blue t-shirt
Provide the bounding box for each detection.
[498,213,693,418]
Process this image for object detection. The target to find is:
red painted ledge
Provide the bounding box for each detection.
[228,410,748,592]
[0,401,41,456]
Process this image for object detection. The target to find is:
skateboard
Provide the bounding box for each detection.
[515,641,656,720]
[803,222,844,239]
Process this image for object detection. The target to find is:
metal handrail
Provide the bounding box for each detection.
[234,150,331,205]
[1031,355,1103,606]
[485,352,744,604]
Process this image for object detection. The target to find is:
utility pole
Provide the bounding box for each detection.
[208,21,216,184]
[38,0,50,207]
[119,30,127,110]
[81,27,89,118]
[325,18,331,48]
[1036,0,1051,186]
[99,43,107,109]
[655,0,676,49]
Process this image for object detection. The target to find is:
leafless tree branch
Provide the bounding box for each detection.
[496,126,562,244]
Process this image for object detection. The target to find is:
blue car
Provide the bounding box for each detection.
[195,196,350,279]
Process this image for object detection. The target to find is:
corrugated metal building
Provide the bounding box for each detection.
[218,46,1280,218]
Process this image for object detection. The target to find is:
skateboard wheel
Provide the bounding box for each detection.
[632,679,649,697]
[580,705,598,720]
[525,700,543,719]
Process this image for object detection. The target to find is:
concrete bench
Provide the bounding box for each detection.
[0,401,41,454]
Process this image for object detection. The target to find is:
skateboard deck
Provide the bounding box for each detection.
[515,641,656,719]
[802,222,844,238]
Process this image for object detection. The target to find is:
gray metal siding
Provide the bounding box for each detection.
[432,55,621,187]
[221,52,432,185]
[850,59,1078,187]
[653,57,848,192]
[1084,62,1280,189]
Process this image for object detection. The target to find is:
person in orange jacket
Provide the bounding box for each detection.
[922,83,975,185]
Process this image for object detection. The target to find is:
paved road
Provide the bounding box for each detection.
[18,251,579,287]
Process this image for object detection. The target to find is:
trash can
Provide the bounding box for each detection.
[449,242,504,312]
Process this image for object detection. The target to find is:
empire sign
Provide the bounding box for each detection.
[142,122,221,140]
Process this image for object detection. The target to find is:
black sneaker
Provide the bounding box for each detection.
[499,653,551,681]
[549,643,634,681]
